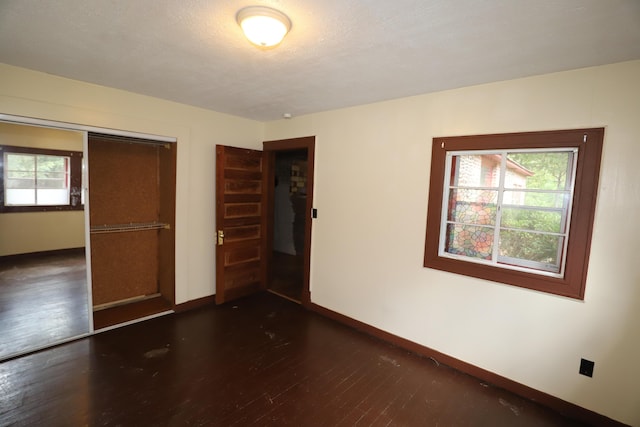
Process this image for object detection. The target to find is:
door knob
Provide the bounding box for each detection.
[217,230,224,246]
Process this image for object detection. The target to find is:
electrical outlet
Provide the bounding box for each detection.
[579,358,594,377]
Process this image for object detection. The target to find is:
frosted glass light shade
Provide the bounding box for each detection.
[237,6,291,47]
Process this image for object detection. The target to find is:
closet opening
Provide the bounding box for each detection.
[0,113,178,358]
[88,133,176,330]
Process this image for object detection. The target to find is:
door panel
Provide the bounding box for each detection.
[215,145,266,304]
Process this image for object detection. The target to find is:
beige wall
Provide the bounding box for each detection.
[0,123,85,255]
[0,63,264,304]
[265,61,640,425]
[0,210,85,255]
[2,60,639,424]
[0,122,83,150]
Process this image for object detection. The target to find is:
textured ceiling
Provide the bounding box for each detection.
[1,0,639,121]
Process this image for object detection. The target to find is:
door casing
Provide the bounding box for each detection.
[264,136,315,306]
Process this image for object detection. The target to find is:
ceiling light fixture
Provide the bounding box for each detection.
[237,6,291,48]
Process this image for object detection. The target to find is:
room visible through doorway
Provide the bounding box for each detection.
[269,149,308,302]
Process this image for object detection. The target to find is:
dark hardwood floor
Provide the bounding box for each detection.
[0,250,90,361]
[0,292,586,426]
[270,251,303,302]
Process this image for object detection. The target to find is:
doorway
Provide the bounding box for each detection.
[88,133,176,329]
[215,136,315,306]
[269,149,308,302]
[264,136,315,306]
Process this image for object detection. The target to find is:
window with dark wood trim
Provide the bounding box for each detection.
[0,145,83,213]
[423,128,604,299]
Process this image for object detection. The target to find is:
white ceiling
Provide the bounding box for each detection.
[1,1,639,121]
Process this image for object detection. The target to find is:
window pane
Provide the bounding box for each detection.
[37,189,69,205]
[6,153,36,190]
[500,207,564,233]
[444,149,574,272]
[37,155,66,172]
[6,153,35,171]
[6,175,35,189]
[445,224,494,260]
[499,229,563,272]
[5,189,36,205]
[504,190,567,208]
[37,156,68,189]
[451,154,501,188]
[506,152,573,191]
[447,189,498,225]
[37,171,67,189]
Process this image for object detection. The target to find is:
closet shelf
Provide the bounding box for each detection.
[90,222,170,234]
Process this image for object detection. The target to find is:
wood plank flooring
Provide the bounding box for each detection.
[0,250,89,361]
[270,251,303,302]
[0,292,586,426]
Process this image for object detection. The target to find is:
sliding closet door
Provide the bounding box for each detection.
[88,134,175,329]
[0,122,90,361]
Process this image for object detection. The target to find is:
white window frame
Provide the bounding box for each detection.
[438,148,579,278]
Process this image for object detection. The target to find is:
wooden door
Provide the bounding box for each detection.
[215,145,267,304]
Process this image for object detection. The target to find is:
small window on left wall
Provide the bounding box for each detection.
[0,145,83,213]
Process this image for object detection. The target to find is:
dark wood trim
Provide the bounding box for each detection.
[0,247,85,264]
[261,150,272,294]
[263,136,315,307]
[173,295,216,313]
[423,128,604,300]
[263,136,315,151]
[0,144,81,157]
[88,135,176,309]
[262,150,276,296]
[308,301,627,427]
[158,141,177,306]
